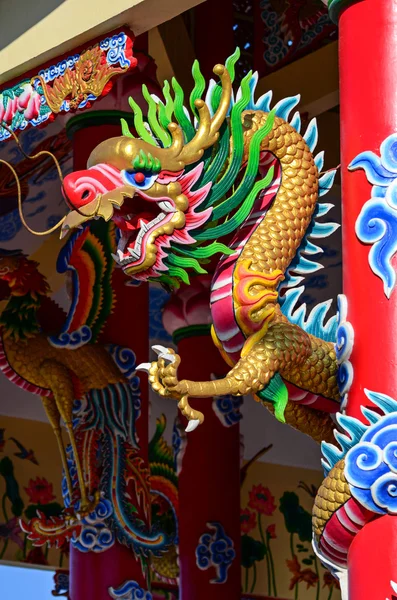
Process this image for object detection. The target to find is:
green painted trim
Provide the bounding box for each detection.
[66,110,135,139]
[328,0,358,23]
[173,324,212,345]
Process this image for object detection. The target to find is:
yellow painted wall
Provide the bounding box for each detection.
[241,461,341,600]
[0,416,66,567]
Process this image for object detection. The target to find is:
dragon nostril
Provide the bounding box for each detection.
[81,190,90,200]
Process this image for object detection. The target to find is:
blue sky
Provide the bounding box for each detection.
[0,564,55,599]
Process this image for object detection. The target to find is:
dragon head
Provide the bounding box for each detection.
[61,64,232,285]
[50,49,277,287]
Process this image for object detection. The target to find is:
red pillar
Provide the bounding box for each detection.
[334,1,397,597]
[348,516,397,600]
[67,111,150,599]
[163,277,241,600]
[338,0,397,419]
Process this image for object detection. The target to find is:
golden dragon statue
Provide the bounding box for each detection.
[13,48,342,445]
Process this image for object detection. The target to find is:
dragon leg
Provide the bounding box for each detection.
[41,395,74,501]
[40,360,98,515]
[141,319,338,442]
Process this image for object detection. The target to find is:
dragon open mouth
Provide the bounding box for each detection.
[110,192,177,268]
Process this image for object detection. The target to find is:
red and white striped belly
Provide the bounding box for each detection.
[210,155,281,363]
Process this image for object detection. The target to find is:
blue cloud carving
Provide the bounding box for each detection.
[345,408,397,514]
[351,133,397,297]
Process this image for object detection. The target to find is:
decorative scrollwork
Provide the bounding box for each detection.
[0,31,136,142]
[49,325,92,349]
[351,132,397,298]
[195,522,236,584]
[72,499,115,553]
[335,294,354,410]
[213,393,243,427]
[108,581,152,599]
[100,32,132,69]
[345,405,397,515]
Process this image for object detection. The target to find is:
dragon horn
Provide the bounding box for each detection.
[169,64,232,167]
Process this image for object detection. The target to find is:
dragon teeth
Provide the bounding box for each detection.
[128,247,140,260]
[113,211,169,267]
[139,219,148,232]
[111,252,128,265]
[158,201,175,213]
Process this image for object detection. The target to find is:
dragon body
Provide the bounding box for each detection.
[52,49,339,443]
[208,111,339,440]
[310,390,397,588]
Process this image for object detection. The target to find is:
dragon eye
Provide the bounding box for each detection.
[121,169,158,190]
[134,172,146,184]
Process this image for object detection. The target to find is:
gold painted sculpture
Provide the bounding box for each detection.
[11,50,341,444]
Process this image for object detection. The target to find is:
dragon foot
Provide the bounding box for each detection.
[75,490,102,519]
[137,345,204,432]
[178,395,203,432]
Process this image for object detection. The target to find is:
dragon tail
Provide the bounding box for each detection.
[261,396,335,445]
[68,345,169,560]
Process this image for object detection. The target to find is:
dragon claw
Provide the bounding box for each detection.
[185,419,201,433]
[152,344,176,364]
[136,362,152,373]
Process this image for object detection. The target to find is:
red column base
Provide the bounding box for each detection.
[348,515,397,599]
[70,543,146,600]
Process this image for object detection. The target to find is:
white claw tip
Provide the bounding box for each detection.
[152,344,175,363]
[185,419,201,433]
[136,362,152,373]
[152,344,168,355]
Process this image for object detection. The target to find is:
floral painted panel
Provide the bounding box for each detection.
[0,415,67,567]
[241,461,341,599]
